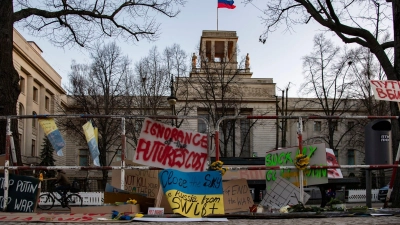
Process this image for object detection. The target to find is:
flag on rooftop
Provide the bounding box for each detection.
[218,0,236,9]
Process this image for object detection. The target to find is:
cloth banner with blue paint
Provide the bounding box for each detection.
[159,169,224,218]
[38,118,65,156]
[82,121,100,166]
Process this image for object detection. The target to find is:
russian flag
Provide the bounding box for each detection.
[218,0,236,9]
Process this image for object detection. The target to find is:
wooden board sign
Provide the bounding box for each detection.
[0,173,40,212]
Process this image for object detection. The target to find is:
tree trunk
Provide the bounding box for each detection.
[0,1,22,166]
[391,0,400,207]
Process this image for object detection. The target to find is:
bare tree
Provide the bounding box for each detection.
[126,44,193,146]
[0,0,185,164]
[300,34,362,151]
[65,42,135,189]
[247,0,400,204]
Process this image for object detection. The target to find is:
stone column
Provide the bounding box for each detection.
[37,85,46,150]
[24,76,33,157]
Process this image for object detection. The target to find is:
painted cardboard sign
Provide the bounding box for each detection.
[0,173,40,212]
[111,160,159,198]
[223,179,254,213]
[260,176,311,209]
[326,148,343,179]
[369,80,400,102]
[159,169,224,218]
[133,118,208,172]
[0,213,109,222]
[265,143,328,189]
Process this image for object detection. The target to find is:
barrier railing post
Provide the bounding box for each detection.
[3,117,11,211]
[121,117,126,190]
[298,117,304,204]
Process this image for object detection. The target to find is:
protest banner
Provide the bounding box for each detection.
[369,80,400,102]
[326,148,343,179]
[38,118,65,156]
[223,179,254,213]
[134,118,208,172]
[82,121,100,166]
[111,160,159,198]
[0,173,40,212]
[159,169,224,218]
[265,143,328,190]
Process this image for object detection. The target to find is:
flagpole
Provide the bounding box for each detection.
[217,7,219,30]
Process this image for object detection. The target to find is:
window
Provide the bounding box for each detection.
[19,134,22,150]
[20,77,25,93]
[45,96,50,111]
[33,87,38,102]
[79,149,89,166]
[314,121,321,131]
[348,149,355,172]
[197,115,208,134]
[240,119,251,157]
[116,149,122,162]
[332,121,338,131]
[31,139,36,156]
[32,111,37,128]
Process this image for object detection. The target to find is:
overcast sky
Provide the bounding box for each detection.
[15,0,346,97]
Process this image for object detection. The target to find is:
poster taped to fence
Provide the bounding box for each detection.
[133,118,208,172]
[159,169,224,218]
[369,80,400,102]
[265,143,328,190]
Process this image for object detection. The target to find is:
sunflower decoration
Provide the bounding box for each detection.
[126,198,138,205]
[208,160,228,176]
[295,153,310,170]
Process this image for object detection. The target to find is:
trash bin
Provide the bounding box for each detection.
[365,119,392,165]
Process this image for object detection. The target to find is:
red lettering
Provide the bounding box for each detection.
[177,130,184,143]
[185,152,194,168]
[156,124,165,139]
[184,133,193,145]
[143,119,152,133]
[193,133,201,146]
[81,216,93,221]
[164,127,171,140]
[370,80,383,88]
[200,136,208,149]
[135,139,152,160]
[171,128,178,141]
[22,217,33,221]
[376,88,387,98]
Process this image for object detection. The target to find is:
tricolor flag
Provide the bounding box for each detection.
[218,0,236,9]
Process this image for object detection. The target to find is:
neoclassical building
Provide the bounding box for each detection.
[13,28,68,166]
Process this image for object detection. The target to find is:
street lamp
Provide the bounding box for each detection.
[167,74,177,126]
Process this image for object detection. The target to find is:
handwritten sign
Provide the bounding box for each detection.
[111,160,159,198]
[370,80,400,102]
[148,207,164,215]
[265,143,328,189]
[0,174,40,212]
[223,179,254,213]
[260,176,310,209]
[159,169,224,218]
[134,118,208,172]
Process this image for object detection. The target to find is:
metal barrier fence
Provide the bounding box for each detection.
[2,114,400,210]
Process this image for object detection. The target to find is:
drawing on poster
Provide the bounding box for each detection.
[260,176,310,209]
